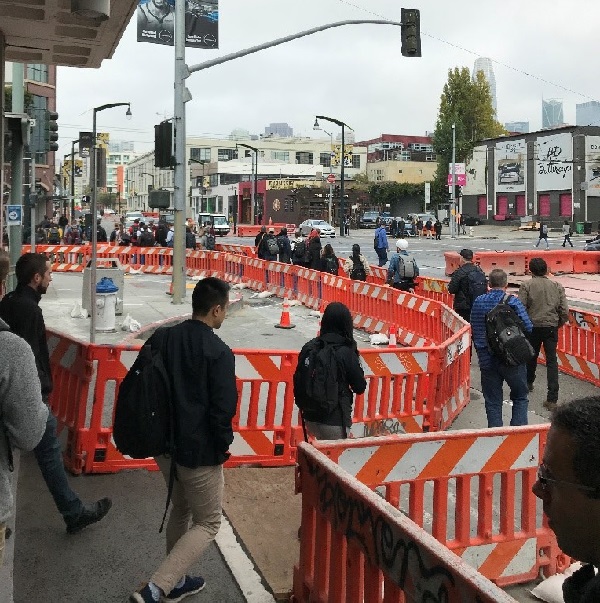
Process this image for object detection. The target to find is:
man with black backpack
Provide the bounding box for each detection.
[448,248,488,322]
[471,268,534,428]
[127,277,237,603]
[386,239,418,292]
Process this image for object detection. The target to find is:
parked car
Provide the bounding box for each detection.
[198,213,230,236]
[359,211,380,228]
[461,214,484,226]
[296,219,336,238]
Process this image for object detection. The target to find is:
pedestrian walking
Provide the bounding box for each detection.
[532,396,600,602]
[319,243,339,275]
[398,218,406,237]
[434,219,442,240]
[131,278,237,603]
[0,253,112,534]
[373,220,389,267]
[386,239,418,292]
[470,268,533,427]
[306,228,322,270]
[343,243,370,281]
[518,257,569,411]
[425,219,433,239]
[562,220,574,247]
[390,217,398,238]
[535,221,550,249]
[344,214,351,236]
[416,218,424,237]
[293,302,366,440]
[447,248,488,323]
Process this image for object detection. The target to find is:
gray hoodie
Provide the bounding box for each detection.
[0,318,48,523]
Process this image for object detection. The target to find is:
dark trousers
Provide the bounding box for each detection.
[527,326,559,402]
[562,234,573,247]
[375,248,388,266]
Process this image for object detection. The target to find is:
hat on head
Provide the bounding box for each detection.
[396,239,408,250]
[459,248,474,260]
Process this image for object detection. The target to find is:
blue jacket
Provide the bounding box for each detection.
[471,289,533,369]
[374,226,388,250]
[387,251,419,284]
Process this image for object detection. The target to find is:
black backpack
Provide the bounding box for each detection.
[139,231,155,247]
[323,256,338,275]
[466,267,488,304]
[48,227,60,244]
[293,339,340,416]
[485,295,535,366]
[293,240,306,262]
[205,234,216,250]
[349,257,367,281]
[185,231,196,248]
[266,236,280,255]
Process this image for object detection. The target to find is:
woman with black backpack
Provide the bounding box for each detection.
[343,244,370,281]
[293,302,366,440]
[319,243,339,275]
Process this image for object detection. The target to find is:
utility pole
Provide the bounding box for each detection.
[451,122,456,239]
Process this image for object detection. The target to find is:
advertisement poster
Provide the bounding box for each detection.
[137,0,219,48]
[585,136,600,196]
[462,145,487,196]
[535,132,573,191]
[495,139,526,192]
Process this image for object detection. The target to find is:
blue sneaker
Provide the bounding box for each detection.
[164,576,206,601]
[130,584,160,602]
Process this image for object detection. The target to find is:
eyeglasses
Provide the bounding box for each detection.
[537,463,599,495]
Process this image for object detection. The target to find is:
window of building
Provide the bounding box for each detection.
[272,150,289,162]
[219,173,242,185]
[28,95,48,165]
[425,153,437,162]
[296,152,313,165]
[210,174,219,187]
[319,152,331,168]
[190,147,211,162]
[352,155,361,169]
[26,64,48,83]
[218,148,238,161]
[399,151,411,161]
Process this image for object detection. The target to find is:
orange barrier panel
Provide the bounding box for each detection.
[215,243,256,257]
[236,223,290,237]
[528,250,573,274]
[474,251,527,276]
[572,250,600,273]
[312,426,568,588]
[294,442,516,603]
[444,251,462,276]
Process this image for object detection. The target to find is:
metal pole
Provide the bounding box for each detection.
[340,124,345,237]
[30,150,36,253]
[71,139,76,222]
[90,109,98,342]
[451,122,456,239]
[249,153,255,224]
[171,0,187,304]
[253,151,258,224]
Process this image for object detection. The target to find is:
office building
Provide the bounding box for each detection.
[264,122,293,138]
[473,57,497,114]
[505,121,530,134]
[576,101,600,126]
[542,99,564,129]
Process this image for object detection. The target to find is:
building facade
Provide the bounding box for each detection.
[542,99,564,129]
[505,121,530,134]
[576,101,600,127]
[473,57,497,114]
[461,125,600,226]
[264,122,293,137]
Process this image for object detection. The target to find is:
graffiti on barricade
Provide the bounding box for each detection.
[361,417,406,438]
[306,456,457,601]
[570,310,600,333]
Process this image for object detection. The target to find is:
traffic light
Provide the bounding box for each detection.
[44,110,59,152]
[401,8,421,57]
[455,185,462,199]
[154,120,173,169]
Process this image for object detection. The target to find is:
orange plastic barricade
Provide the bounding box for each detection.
[215,243,256,257]
[474,251,526,276]
[312,426,566,588]
[572,250,600,273]
[444,251,462,276]
[530,250,573,275]
[294,442,516,603]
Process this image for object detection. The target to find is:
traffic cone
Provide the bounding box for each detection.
[388,325,397,346]
[166,279,173,296]
[275,297,296,329]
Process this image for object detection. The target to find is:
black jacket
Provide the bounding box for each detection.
[307,237,322,270]
[297,333,366,427]
[563,564,600,603]
[148,320,237,468]
[276,234,292,263]
[319,254,339,275]
[448,262,482,312]
[0,285,52,395]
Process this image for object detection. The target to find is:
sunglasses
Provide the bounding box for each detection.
[537,463,600,495]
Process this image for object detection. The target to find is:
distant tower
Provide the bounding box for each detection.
[576,101,600,126]
[473,57,497,114]
[542,99,564,129]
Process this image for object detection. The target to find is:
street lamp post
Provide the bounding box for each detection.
[315,116,351,237]
[70,138,80,222]
[188,158,208,215]
[313,123,335,223]
[89,102,131,343]
[236,143,259,224]
[141,172,155,210]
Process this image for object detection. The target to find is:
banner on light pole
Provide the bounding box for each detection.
[137,0,219,49]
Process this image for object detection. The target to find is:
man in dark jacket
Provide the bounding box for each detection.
[96,219,108,243]
[260,227,278,262]
[276,227,292,264]
[255,225,267,259]
[447,248,487,322]
[131,277,237,603]
[0,253,111,534]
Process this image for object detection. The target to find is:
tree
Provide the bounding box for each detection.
[431,67,505,204]
[368,182,424,212]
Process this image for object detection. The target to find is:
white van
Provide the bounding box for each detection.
[197,213,230,236]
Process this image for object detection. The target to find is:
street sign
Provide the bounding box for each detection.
[447,173,467,186]
[326,174,336,184]
[6,205,22,226]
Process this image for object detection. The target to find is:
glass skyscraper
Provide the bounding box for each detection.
[473,57,497,114]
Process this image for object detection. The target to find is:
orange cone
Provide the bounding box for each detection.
[275,297,296,329]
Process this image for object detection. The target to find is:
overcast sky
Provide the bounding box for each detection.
[56,0,600,157]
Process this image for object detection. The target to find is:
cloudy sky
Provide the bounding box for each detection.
[56,0,600,156]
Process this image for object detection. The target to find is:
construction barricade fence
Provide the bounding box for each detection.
[293,441,516,603]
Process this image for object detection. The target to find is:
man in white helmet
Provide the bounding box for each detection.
[386,239,419,292]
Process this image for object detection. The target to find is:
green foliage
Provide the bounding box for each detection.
[368,181,424,207]
[431,67,506,203]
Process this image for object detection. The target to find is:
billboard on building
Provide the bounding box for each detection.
[535,132,573,191]
[585,136,600,197]
[137,0,219,48]
[462,145,487,196]
[495,139,526,192]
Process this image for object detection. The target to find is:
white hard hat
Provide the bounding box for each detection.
[396,239,408,250]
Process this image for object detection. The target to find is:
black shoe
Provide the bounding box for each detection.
[66,497,112,534]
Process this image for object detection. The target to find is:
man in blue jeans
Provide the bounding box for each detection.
[0,253,111,534]
[373,220,389,267]
[470,268,533,427]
